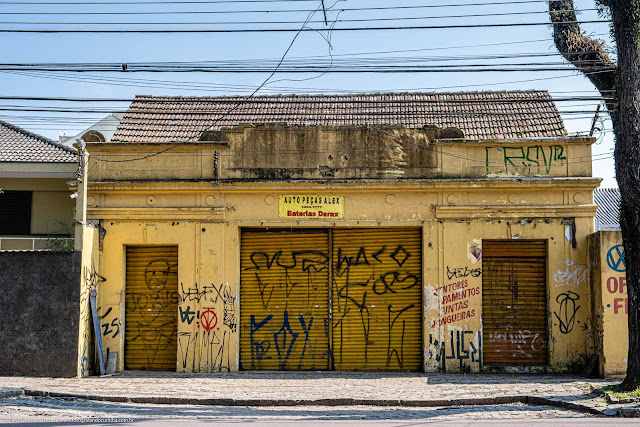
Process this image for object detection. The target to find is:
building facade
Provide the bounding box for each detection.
[79,92,600,374]
[0,120,77,250]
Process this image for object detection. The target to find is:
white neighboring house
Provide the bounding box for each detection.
[60,113,124,147]
[594,187,621,231]
[0,120,77,250]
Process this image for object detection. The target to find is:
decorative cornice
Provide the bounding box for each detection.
[88,207,225,221]
[435,204,598,219]
[83,178,602,192]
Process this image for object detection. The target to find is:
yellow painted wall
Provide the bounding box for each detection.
[590,230,628,377]
[85,182,597,373]
[82,130,599,373]
[78,224,100,377]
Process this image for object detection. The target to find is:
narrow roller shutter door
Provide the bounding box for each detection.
[240,230,330,370]
[482,240,548,366]
[125,246,179,370]
[332,229,422,371]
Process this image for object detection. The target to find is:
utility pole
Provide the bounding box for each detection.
[73,140,88,251]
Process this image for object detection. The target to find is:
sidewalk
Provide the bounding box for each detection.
[0,372,637,417]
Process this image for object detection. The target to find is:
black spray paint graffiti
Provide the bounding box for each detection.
[386,304,414,369]
[554,291,581,334]
[126,258,179,367]
[428,330,482,372]
[247,250,328,311]
[179,283,237,332]
[98,307,120,339]
[446,266,481,280]
[177,330,231,372]
[79,261,106,376]
[176,282,237,371]
[333,244,419,369]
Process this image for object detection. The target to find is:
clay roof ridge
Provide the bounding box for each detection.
[0,119,78,156]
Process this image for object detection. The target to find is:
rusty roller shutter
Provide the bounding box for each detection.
[240,230,330,370]
[332,229,422,371]
[482,240,548,366]
[125,246,179,370]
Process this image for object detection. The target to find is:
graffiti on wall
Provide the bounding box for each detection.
[554,291,581,334]
[427,330,482,371]
[243,247,329,370]
[79,261,106,377]
[606,245,628,315]
[553,260,587,288]
[332,243,421,370]
[428,265,481,329]
[177,282,238,371]
[487,327,546,360]
[486,144,567,175]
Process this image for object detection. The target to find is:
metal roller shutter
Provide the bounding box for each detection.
[125,246,179,370]
[240,230,330,370]
[332,229,422,371]
[482,240,548,366]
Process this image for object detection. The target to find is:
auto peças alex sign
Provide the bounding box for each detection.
[279,195,344,219]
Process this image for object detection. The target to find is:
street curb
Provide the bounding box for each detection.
[0,389,24,399]
[22,389,611,416]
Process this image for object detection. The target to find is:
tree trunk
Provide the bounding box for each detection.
[549,0,640,389]
[610,0,640,391]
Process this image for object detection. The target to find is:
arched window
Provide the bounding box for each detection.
[81,130,106,143]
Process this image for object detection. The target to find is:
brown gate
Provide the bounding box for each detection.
[125,245,179,370]
[482,240,548,366]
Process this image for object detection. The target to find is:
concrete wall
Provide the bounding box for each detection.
[0,250,81,376]
[590,230,628,377]
[87,126,594,182]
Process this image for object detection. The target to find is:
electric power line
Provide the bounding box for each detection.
[0,20,609,33]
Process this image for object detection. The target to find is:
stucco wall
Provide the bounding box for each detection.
[0,177,74,240]
[0,250,81,376]
[89,183,597,373]
[590,230,628,377]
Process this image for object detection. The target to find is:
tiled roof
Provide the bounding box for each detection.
[595,188,621,231]
[111,91,567,144]
[0,120,77,163]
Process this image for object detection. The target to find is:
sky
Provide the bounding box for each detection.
[0,0,618,187]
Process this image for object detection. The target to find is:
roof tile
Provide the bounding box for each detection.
[111,91,567,144]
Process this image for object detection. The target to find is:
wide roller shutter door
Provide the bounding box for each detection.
[125,246,179,370]
[482,240,548,366]
[332,229,422,371]
[240,230,330,370]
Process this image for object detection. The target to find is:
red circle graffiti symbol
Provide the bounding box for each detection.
[200,307,218,332]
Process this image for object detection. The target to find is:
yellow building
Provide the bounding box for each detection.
[0,120,76,250]
[79,91,600,375]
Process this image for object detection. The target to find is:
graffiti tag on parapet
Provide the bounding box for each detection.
[486,144,567,175]
[428,330,482,371]
[554,291,581,334]
[446,266,481,280]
